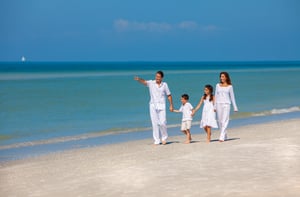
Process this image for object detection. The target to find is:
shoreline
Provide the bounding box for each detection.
[1,118,300,196]
[1,111,300,162]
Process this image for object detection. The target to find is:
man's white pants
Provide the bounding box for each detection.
[216,103,230,141]
[150,104,168,144]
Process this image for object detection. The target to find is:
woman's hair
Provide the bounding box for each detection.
[203,84,214,102]
[219,72,232,85]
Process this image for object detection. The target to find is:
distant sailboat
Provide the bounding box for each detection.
[21,56,26,62]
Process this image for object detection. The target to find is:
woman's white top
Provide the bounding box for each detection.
[215,83,238,111]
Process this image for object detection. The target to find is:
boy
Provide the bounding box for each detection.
[172,94,193,144]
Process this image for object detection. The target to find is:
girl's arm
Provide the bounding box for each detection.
[191,96,204,116]
[172,109,180,113]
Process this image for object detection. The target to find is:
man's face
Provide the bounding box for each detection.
[155,73,162,84]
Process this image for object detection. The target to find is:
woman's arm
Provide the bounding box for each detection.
[230,86,238,112]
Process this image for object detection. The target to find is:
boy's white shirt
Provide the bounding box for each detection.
[179,102,193,121]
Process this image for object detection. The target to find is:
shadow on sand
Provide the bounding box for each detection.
[210,138,240,143]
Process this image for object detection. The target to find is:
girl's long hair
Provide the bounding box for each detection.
[203,84,214,102]
[220,72,232,85]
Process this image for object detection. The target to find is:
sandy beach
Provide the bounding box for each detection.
[1,119,300,197]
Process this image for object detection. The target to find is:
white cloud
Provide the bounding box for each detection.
[202,25,218,32]
[114,19,129,31]
[114,19,172,32]
[178,21,198,30]
[114,19,218,33]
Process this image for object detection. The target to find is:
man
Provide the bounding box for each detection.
[134,71,174,145]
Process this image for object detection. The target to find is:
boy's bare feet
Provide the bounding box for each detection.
[184,140,191,144]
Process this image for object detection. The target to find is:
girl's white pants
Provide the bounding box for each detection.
[216,103,231,141]
[150,104,168,144]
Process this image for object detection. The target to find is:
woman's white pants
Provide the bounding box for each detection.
[216,103,230,141]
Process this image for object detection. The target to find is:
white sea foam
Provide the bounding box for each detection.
[253,106,300,116]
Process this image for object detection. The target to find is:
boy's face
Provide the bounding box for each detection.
[181,97,187,104]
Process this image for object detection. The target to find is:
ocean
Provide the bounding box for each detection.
[1,61,300,161]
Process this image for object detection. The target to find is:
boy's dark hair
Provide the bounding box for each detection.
[181,94,189,100]
[156,70,164,78]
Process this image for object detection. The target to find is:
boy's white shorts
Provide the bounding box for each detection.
[181,120,192,131]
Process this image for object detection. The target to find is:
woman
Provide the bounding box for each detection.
[214,72,238,142]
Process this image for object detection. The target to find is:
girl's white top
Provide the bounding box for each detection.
[215,83,238,111]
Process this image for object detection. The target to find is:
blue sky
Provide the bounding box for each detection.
[0,0,299,61]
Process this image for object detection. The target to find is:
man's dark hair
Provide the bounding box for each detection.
[181,94,189,100]
[156,70,164,78]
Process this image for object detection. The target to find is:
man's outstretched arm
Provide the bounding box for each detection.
[134,76,147,86]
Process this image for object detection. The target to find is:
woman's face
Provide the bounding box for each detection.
[220,74,227,83]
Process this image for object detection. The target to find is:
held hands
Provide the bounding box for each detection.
[191,110,196,117]
[169,105,174,112]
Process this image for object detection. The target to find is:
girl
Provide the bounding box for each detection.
[192,85,218,143]
[214,72,238,142]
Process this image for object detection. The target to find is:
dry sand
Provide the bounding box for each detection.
[1,119,300,197]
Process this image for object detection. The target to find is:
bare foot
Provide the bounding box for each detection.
[184,140,191,144]
[219,140,224,142]
[162,140,167,145]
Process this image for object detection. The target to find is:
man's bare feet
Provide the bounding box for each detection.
[162,140,167,145]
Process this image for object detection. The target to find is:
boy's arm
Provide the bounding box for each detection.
[172,109,180,113]
[134,76,147,86]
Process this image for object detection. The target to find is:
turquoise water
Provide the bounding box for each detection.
[0,61,300,149]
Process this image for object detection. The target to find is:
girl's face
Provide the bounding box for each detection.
[220,74,227,83]
[204,87,211,95]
